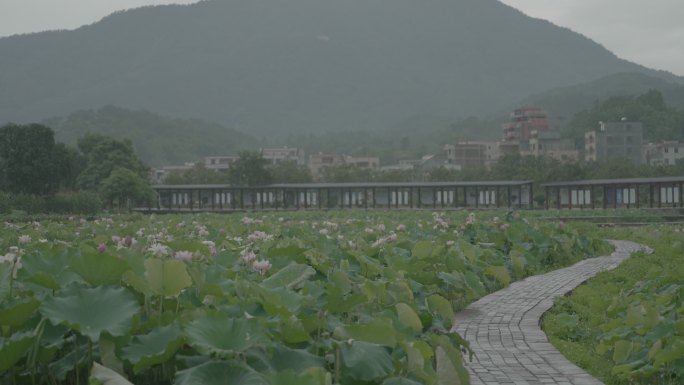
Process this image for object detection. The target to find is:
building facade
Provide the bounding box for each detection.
[308,153,346,179]
[502,107,550,143]
[444,141,500,169]
[585,121,643,164]
[644,141,684,165]
[260,147,305,165]
[523,130,579,161]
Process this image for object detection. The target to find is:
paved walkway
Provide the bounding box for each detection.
[452,240,650,385]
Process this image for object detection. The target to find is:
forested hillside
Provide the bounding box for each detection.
[0,0,679,138]
[45,106,258,166]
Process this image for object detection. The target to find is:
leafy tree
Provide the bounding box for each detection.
[164,163,230,184]
[562,90,684,143]
[269,161,312,183]
[100,167,155,210]
[228,151,272,186]
[321,164,374,183]
[76,134,149,190]
[427,167,458,182]
[0,123,62,195]
[51,143,83,191]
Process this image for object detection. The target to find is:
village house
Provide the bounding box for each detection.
[585,120,643,164]
[522,130,579,161]
[444,141,500,169]
[260,146,305,165]
[644,141,684,165]
[308,153,346,179]
[204,155,239,170]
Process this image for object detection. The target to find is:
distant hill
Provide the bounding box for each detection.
[1,0,681,138]
[44,106,258,166]
[516,72,684,130]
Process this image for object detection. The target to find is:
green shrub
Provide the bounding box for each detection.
[45,191,102,214]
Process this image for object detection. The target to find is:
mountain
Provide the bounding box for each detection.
[44,106,258,166]
[0,0,681,138]
[515,72,684,130]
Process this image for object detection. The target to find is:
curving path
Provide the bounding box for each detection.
[452,240,650,385]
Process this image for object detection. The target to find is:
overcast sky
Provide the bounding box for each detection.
[0,0,682,76]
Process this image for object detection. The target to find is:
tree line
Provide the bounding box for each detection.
[0,123,153,214]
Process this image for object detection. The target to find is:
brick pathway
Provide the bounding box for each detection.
[452,240,649,385]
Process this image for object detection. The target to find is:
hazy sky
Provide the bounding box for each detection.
[0,0,682,76]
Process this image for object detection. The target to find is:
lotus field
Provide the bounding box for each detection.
[0,211,609,385]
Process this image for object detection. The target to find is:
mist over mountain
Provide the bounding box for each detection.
[44,106,258,167]
[0,0,681,138]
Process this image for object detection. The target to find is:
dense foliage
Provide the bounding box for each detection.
[0,211,608,384]
[544,224,684,384]
[0,124,77,196]
[47,106,258,167]
[0,124,154,214]
[1,0,672,138]
[562,90,684,144]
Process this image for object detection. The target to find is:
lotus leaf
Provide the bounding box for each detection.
[186,315,265,356]
[338,341,393,382]
[145,258,193,297]
[0,297,40,327]
[40,284,139,342]
[262,263,316,290]
[175,361,268,385]
[395,303,422,333]
[0,331,33,372]
[121,323,184,373]
[333,318,398,347]
[89,362,134,385]
[69,251,131,286]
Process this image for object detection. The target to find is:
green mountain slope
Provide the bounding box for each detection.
[44,106,258,167]
[517,72,684,130]
[1,0,680,137]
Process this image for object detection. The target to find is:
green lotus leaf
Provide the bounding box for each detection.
[426,295,455,325]
[0,331,33,372]
[121,323,184,373]
[338,341,393,382]
[653,339,684,367]
[47,341,88,380]
[175,361,267,385]
[431,335,469,384]
[18,250,81,289]
[269,345,325,372]
[436,346,461,385]
[40,285,139,342]
[186,315,265,356]
[279,315,311,344]
[270,369,329,385]
[464,271,486,299]
[89,362,134,385]
[69,251,131,286]
[261,263,316,290]
[612,340,633,364]
[484,265,511,287]
[0,263,11,300]
[411,241,434,259]
[0,297,40,327]
[383,378,424,385]
[395,303,422,333]
[145,258,193,297]
[333,318,398,347]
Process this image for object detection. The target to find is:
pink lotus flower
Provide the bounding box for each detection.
[111,235,121,244]
[240,249,257,264]
[174,250,193,262]
[252,260,272,275]
[97,243,107,253]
